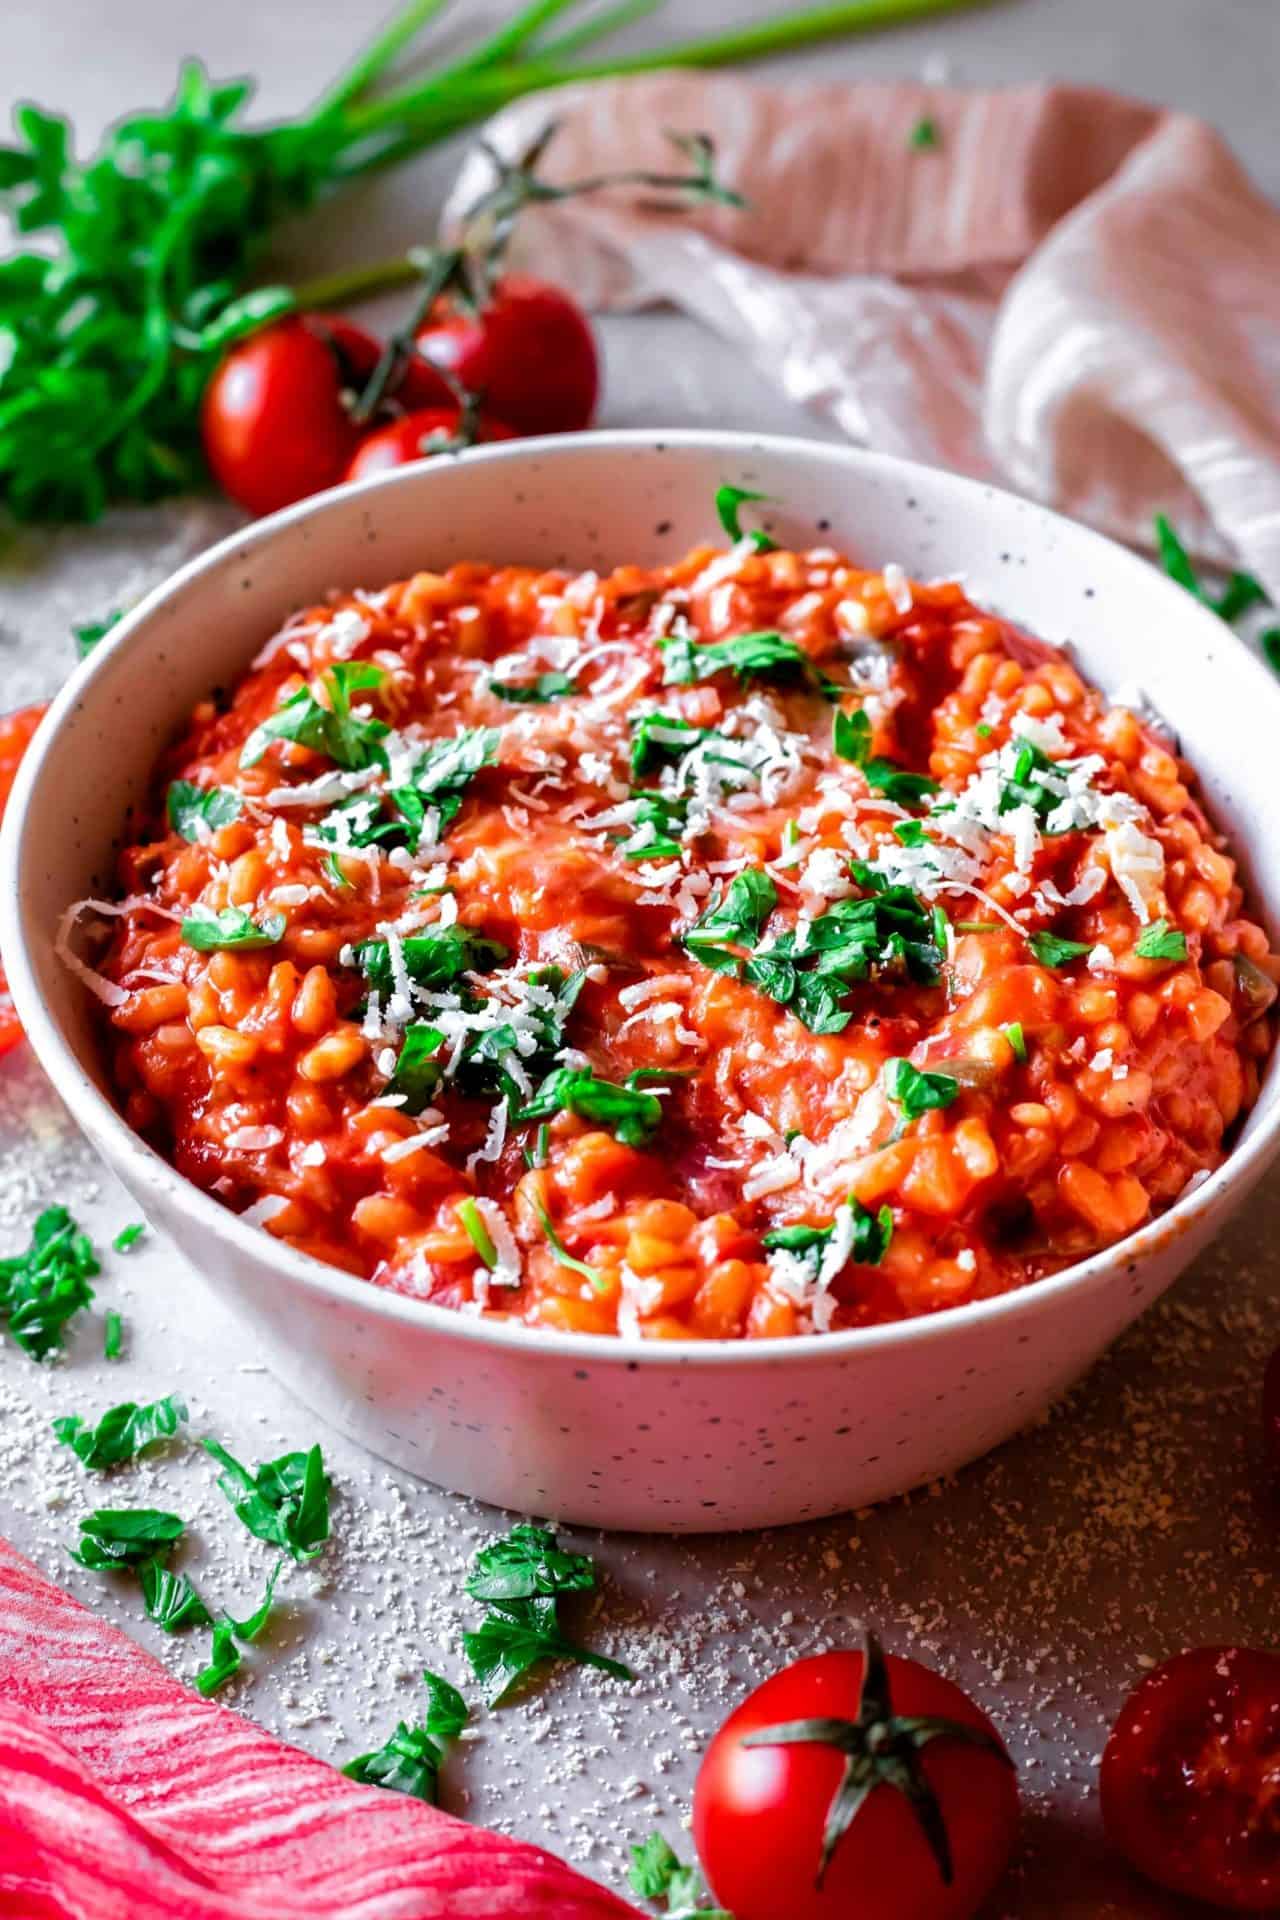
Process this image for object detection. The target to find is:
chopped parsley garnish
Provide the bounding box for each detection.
[241,663,389,771]
[629,709,706,777]
[1134,918,1188,962]
[0,1205,100,1358]
[715,482,775,552]
[387,1023,447,1112]
[908,115,940,149]
[660,628,839,699]
[70,1507,185,1570]
[103,1309,123,1360]
[54,1393,187,1470]
[181,904,285,951]
[398,726,500,829]
[458,1197,498,1269]
[833,708,939,806]
[166,780,242,842]
[532,1194,605,1291]
[461,1523,633,1706]
[1028,930,1091,969]
[201,1437,331,1562]
[515,1068,663,1148]
[112,1222,146,1253]
[683,865,944,1033]
[489,670,577,704]
[385,966,584,1110]
[344,1669,469,1803]
[629,1832,731,1916]
[226,1556,286,1642]
[1003,1021,1028,1062]
[764,1195,893,1268]
[883,1057,960,1121]
[139,1559,212,1634]
[356,924,508,996]
[73,610,122,657]
[616,790,689,862]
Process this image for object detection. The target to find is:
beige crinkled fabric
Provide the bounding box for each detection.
[444,74,1280,598]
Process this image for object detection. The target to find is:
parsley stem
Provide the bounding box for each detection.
[291,255,428,311]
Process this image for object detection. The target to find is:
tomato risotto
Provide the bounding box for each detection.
[82,536,1277,1338]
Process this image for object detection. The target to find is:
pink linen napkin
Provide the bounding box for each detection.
[444,75,1280,601]
[0,1537,638,1919]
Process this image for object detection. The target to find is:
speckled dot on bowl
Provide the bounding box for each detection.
[4,432,1279,1532]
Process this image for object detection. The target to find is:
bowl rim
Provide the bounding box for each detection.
[5,426,1279,1371]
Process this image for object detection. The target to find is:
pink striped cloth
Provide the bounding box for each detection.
[445,75,1280,602]
[0,1537,637,1919]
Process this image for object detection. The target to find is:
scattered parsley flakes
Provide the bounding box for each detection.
[714,482,775,551]
[0,1205,100,1358]
[140,1559,212,1634]
[833,707,939,805]
[54,1392,187,1470]
[660,628,839,699]
[344,1669,469,1803]
[1134,918,1188,962]
[461,1522,633,1706]
[73,610,122,657]
[112,1221,146,1253]
[241,663,389,771]
[201,1437,331,1562]
[70,1507,185,1570]
[1003,1021,1028,1063]
[166,780,242,842]
[908,115,940,149]
[181,903,285,951]
[356,923,506,996]
[630,709,706,778]
[883,1057,960,1121]
[764,1195,893,1268]
[1028,930,1091,969]
[103,1308,123,1361]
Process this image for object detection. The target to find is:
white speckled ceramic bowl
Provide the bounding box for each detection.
[5,433,1279,1532]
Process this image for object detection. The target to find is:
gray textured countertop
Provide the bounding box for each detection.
[3,5,1279,1914]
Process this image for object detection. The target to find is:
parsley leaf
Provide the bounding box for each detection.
[883,1058,960,1121]
[71,1508,185,1570]
[73,610,122,657]
[909,115,940,149]
[531,1193,605,1292]
[1003,1021,1028,1062]
[387,1023,446,1112]
[241,664,389,771]
[489,670,576,704]
[833,707,939,806]
[139,1559,213,1633]
[1134,918,1188,962]
[54,1393,187,1470]
[515,1068,663,1148]
[661,628,838,699]
[458,1197,498,1269]
[344,1669,469,1803]
[201,1437,331,1562]
[683,869,777,963]
[461,1524,633,1706]
[196,1621,242,1697]
[1028,930,1091,969]
[225,1556,286,1642]
[181,903,285,951]
[103,1309,123,1360]
[166,780,242,842]
[715,482,775,551]
[0,1205,100,1358]
[763,1196,893,1268]
[1154,514,1269,625]
[112,1222,146,1252]
[630,709,706,777]
[615,790,689,862]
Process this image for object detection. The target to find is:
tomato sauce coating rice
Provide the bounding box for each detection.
[88,538,1277,1339]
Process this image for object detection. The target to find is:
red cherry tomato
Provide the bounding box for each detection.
[692,1641,1018,1920]
[344,408,516,483]
[414,274,598,436]
[200,314,453,517]
[1102,1646,1280,1911]
[0,702,48,1059]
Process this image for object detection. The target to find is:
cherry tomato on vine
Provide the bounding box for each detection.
[0,702,49,1059]
[344,408,515,483]
[692,1638,1018,1920]
[200,313,452,516]
[414,274,598,436]
[1102,1645,1280,1911]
